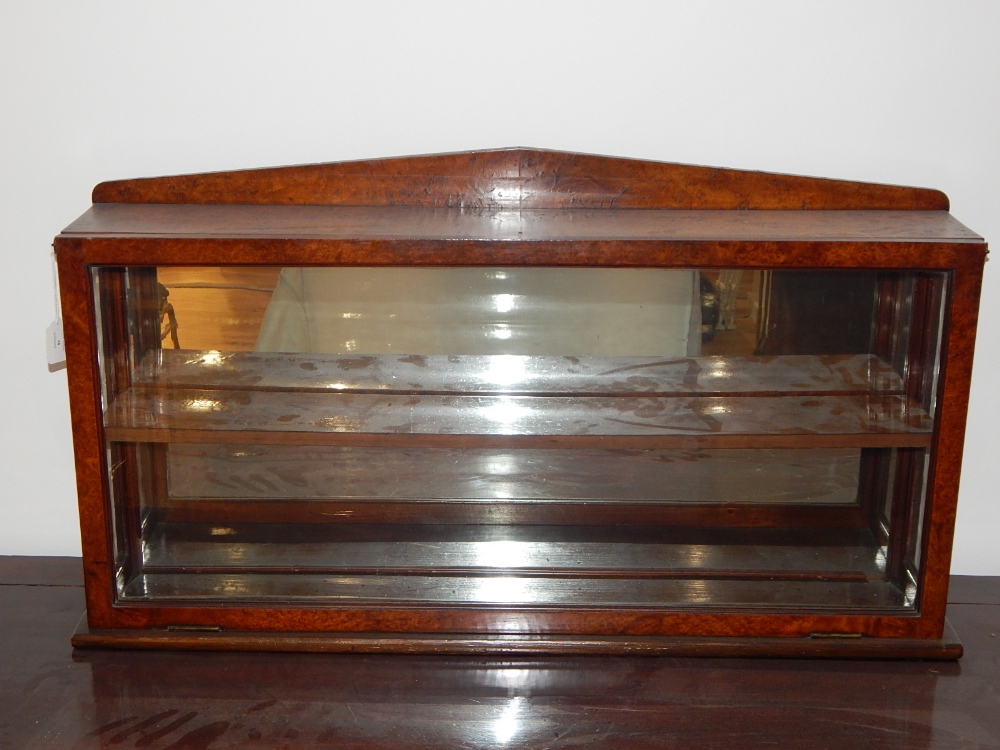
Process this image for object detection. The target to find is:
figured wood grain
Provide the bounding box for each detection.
[70,580,946,639]
[90,148,950,210]
[52,149,987,651]
[71,621,965,658]
[61,205,982,242]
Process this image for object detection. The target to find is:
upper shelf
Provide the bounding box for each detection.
[89,147,950,211]
[104,389,931,450]
[136,350,905,397]
[106,351,931,450]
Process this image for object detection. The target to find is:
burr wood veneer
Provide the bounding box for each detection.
[56,148,986,657]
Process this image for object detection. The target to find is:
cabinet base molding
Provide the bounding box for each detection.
[72,615,963,660]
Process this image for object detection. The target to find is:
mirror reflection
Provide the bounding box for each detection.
[94,265,942,611]
[154,267,768,357]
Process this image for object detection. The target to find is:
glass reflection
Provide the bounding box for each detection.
[96,265,946,615]
[493,293,518,313]
[148,266,781,357]
[474,541,534,569]
[490,324,513,341]
[480,397,530,434]
[475,577,532,604]
[183,398,222,413]
[188,350,226,366]
[483,355,527,387]
[249,267,703,357]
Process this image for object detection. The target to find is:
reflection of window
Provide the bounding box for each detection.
[155,267,281,351]
[254,267,702,357]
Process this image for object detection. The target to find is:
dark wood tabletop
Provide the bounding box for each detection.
[3,556,999,749]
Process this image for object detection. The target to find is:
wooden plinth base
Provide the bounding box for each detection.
[72,616,963,660]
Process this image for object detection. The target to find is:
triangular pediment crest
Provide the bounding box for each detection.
[93,147,947,210]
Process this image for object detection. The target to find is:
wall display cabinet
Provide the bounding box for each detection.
[56,149,986,657]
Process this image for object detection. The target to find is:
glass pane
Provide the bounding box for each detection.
[94,266,945,613]
[164,445,861,504]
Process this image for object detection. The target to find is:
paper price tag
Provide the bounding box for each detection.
[47,252,66,367]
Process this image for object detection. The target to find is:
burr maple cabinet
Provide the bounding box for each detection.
[57,148,986,658]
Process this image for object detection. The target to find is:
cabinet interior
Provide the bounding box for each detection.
[94,264,943,614]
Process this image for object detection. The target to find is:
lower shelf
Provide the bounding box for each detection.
[72,616,964,660]
[124,523,904,610]
[122,573,910,609]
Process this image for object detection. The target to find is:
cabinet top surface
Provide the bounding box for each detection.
[60,204,982,244]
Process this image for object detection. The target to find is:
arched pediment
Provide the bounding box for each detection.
[92,147,948,211]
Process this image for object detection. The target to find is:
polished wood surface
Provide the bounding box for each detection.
[73,622,964,660]
[53,150,988,654]
[64,205,981,242]
[4,558,1000,748]
[90,147,951,210]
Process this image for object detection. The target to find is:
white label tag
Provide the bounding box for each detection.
[46,319,65,365]
[47,252,66,367]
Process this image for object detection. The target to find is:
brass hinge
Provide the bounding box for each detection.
[809,632,864,639]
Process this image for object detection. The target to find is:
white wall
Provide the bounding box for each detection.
[2,1,998,572]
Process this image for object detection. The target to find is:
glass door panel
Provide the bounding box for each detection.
[93,266,945,613]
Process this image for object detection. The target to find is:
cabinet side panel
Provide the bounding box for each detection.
[918,250,987,631]
[55,239,116,627]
